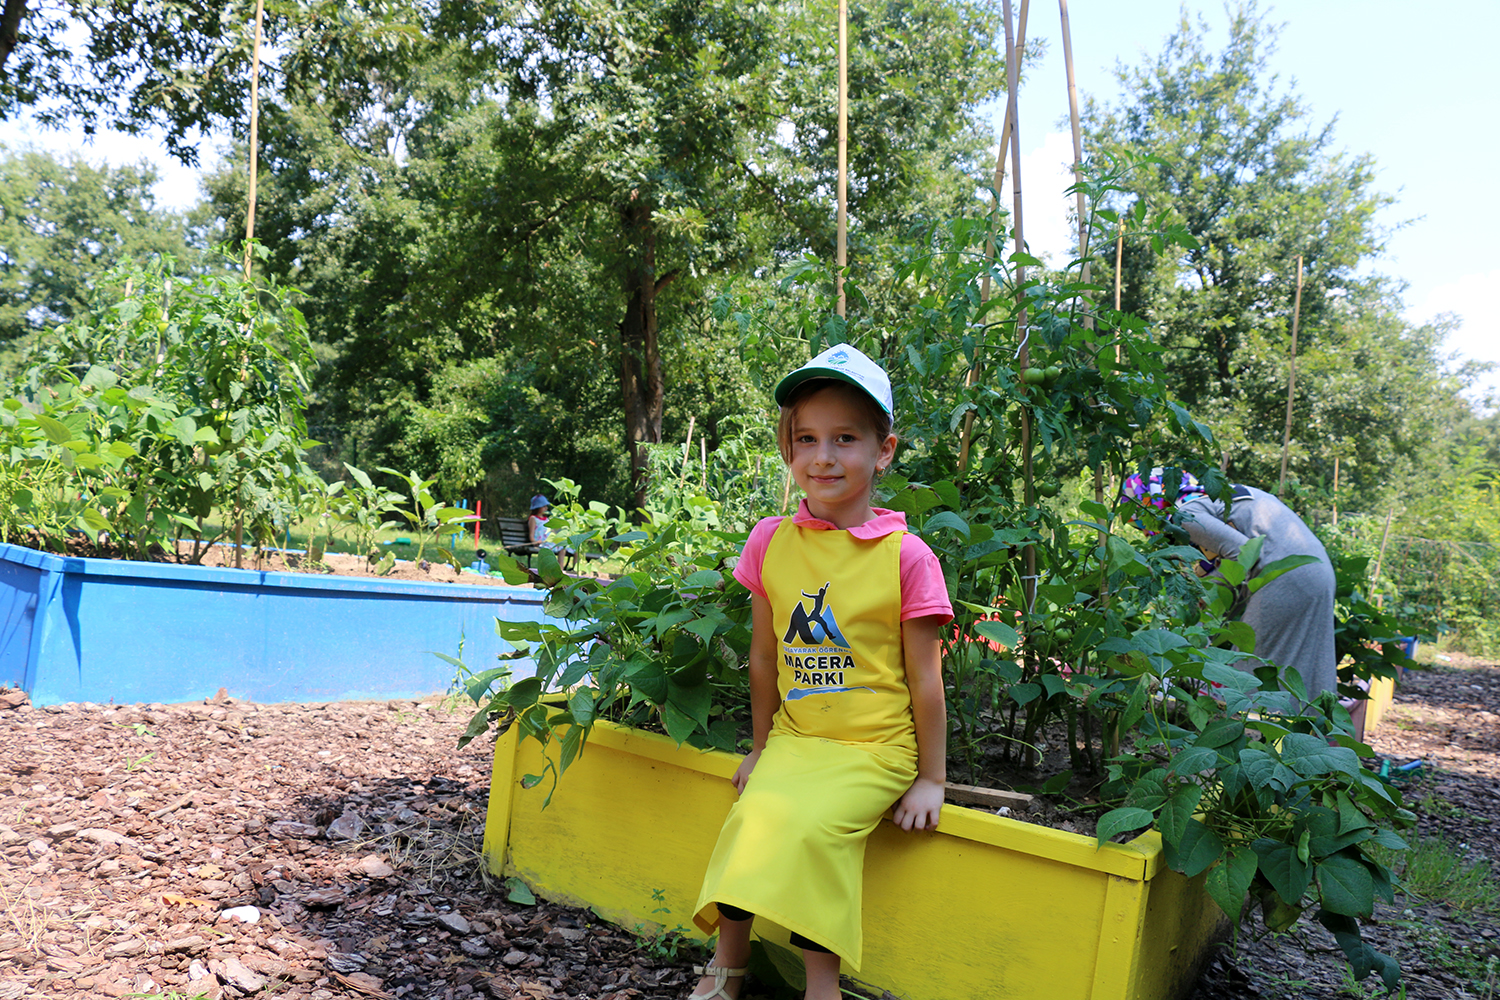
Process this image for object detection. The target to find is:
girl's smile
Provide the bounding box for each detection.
[788,385,897,529]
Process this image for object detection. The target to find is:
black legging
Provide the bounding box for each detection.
[715,903,833,955]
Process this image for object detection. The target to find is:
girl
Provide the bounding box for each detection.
[688,344,952,1000]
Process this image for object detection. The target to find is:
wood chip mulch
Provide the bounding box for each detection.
[0,692,695,1000]
[2,653,1498,1000]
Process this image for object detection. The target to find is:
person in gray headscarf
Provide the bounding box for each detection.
[1121,468,1338,699]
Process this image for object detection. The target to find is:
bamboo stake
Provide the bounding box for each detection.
[957,0,1029,474]
[1113,223,1125,364]
[836,0,848,319]
[242,0,264,281]
[677,415,696,484]
[1278,255,1304,492]
[1001,0,1036,625]
[1372,504,1395,608]
[235,0,265,570]
[1332,455,1340,527]
[1059,0,1091,313]
[1060,0,1109,583]
[700,437,707,491]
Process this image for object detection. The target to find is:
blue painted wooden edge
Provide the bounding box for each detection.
[0,541,542,603]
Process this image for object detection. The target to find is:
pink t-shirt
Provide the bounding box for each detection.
[732,500,953,623]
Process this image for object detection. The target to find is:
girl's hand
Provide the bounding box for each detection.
[893,776,944,831]
[731,748,762,795]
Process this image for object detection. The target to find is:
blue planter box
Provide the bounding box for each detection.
[0,542,556,707]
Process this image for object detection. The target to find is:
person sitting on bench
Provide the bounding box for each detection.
[527,495,575,561]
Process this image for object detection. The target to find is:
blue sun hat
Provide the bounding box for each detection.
[529,494,551,511]
[774,342,894,415]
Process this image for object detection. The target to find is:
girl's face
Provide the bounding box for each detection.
[788,384,897,528]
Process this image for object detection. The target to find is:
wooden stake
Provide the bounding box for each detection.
[1001,0,1036,619]
[836,0,848,319]
[1113,222,1125,365]
[958,0,1029,475]
[1372,504,1395,608]
[700,437,707,491]
[235,0,265,570]
[1278,255,1304,492]
[678,415,696,484]
[1059,0,1092,317]
[1332,455,1340,527]
[241,0,264,281]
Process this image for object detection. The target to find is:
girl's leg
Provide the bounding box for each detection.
[690,908,752,1000]
[802,949,841,1000]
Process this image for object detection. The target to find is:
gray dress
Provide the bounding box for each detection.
[1174,486,1338,698]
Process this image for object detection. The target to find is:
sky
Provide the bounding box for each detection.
[8,1,1496,402]
[993,0,1499,404]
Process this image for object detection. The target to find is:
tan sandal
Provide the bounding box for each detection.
[688,962,747,1000]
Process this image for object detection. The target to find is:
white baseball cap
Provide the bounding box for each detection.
[773,343,894,415]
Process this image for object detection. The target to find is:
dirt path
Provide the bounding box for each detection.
[2,655,1497,999]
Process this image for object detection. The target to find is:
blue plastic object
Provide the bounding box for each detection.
[0,542,558,706]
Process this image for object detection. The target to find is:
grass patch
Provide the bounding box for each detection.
[1369,832,1500,914]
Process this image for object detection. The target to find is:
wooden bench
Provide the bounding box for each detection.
[496,517,541,566]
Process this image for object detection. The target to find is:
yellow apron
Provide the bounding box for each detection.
[693,519,917,970]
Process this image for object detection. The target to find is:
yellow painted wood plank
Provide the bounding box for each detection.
[1090,874,1148,999]
[481,724,519,876]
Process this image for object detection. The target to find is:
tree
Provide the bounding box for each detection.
[1080,2,1420,505]
[0,145,202,365]
[200,0,1009,513]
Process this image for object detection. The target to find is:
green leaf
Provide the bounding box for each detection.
[682,569,723,589]
[922,510,970,539]
[660,701,700,744]
[1095,807,1154,845]
[972,619,1019,648]
[930,480,962,509]
[1316,910,1401,990]
[32,413,75,445]
[1195,719,1246,749]
[1205,845,1258,924]
[496,620,544,643]
[1315,854,1376,917]
[537,547,565,587]
[1158,782,1202,845]
[502,676,544,709]
[1168,746,1219,777]
[1009,682,1041,706]
[505,877,536,905]
[1254,839,1314,905]
[1279,733,1362,779]
[1239,747,1298,793]
[1164,818,1224,878]
[568,688,596,727]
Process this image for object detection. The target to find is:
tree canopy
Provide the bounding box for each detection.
[1078,2,1460,512]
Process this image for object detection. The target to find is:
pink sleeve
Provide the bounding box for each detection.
[899,534,953,623]
[731,516,784,599]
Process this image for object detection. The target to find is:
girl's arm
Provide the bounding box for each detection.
[732,591,780,794]
[893,615,946,831]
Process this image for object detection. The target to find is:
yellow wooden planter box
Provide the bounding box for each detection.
[483,720,1225,1000]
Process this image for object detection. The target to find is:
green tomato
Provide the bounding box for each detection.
[1036,480,1062,498]
[1022,366,1047,385]
[1043,365,1062,385]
